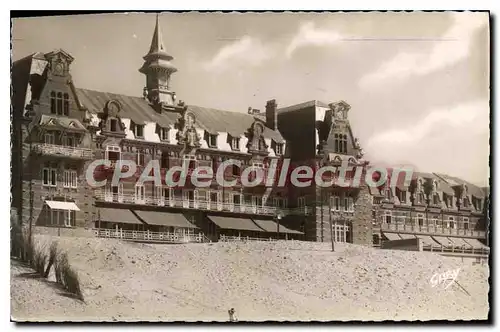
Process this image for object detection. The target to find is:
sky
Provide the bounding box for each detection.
[11,12,490,186]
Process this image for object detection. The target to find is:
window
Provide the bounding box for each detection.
[463,197,470,208]
[135,185,145,201]
[42,166,58,187]
[399,190,407,203]
[134,124,144,138]
[475,198,482,211]
[105,146,121,162]
[463,217,469,230]
[63,93,69,116]
[63,170,77,188]
[330,195,340,211]
[62,135,75,147]
[64,210,75,227]
[275,143,283,155]
[343,196,349,212]
[183,155,197,171]
[448,216,455,229]
[417,213,424,226]
[231,137,240,151]
[160,127,169,141]
[433,194,439,205]
[385,211,392,224]
[109,119,118,132]
[44,133,55,145]
[56,92,63,115]
[160,153,169,169]
[136,149,145,166]
[431,217,438,227]
[334,134,348,153]
[348,197,354,212]
[232,164,240,176]
[50,92,56,114]
[448,196,454,208]
[208,134,217,148]
[298,197,306,207]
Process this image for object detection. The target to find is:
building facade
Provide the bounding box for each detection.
[11,17,489,252]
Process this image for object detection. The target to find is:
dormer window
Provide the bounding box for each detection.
[398,190,407,203]
[159,127,170,141]
[208,134,217,148]
[231,137,240,151]
[275,143,284,155]
[433,194,439,205]
[44,132,55,145]
[475,198,482,210]
[109,119,118,132]
[463,197,470,208]
[134,124,144,138]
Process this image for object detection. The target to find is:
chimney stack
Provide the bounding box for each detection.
[266,99,278,130]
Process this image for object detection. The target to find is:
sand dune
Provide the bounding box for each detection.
[11,235,489,322]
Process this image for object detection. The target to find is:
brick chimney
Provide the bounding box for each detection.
[265,99,278,130]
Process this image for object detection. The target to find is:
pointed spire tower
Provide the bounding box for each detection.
[139,14,178,107]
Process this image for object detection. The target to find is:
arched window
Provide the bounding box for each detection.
[50,91,56,114]
[63,93,69,116]
[343,134,348,153]
[334,134,339,152]
[56,92,63,115]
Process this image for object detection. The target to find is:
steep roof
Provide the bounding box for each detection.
[76,88,284,142]
[434,173,486,198]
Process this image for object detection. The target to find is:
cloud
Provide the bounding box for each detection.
[366,99,489,148]
[286,22,343,58]
[359,13,487,88]
[364,99,489,185]
[203,36,273,72]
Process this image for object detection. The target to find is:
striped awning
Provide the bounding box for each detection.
[432,236,455,247]
[208,216,264,232]
[416,235,440,247]
[449,237,473,248]
[252,219,303,234]
[134,210,197,228]
[464,238,488,250]
[98,208,143,225]
[399,233,416,240]
[45,201,80,211]
[383,232,400,241]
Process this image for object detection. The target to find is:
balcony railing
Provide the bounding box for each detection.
[93,228,207,243]
[94,190,292,216]
[219,235,282,242]
[380,223,486,238]
[33,143,93,160]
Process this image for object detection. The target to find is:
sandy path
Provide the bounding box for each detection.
[11,235,489,321]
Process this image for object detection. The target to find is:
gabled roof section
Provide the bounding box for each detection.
[434,173,485,198]
[75,88,180,128]
[75,88,284,143]
[186,105,284,143]
[277,100,329,114]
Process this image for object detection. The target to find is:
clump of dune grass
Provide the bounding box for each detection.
[57,252,84,301]
[32,246,48,276]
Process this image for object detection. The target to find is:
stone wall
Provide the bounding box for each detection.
[352,184,373,246]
